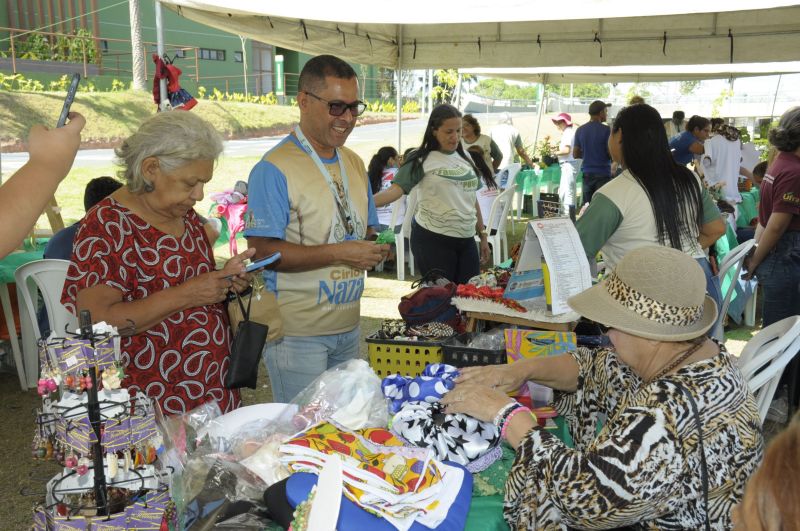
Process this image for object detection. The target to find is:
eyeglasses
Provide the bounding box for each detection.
[304,91,367,117]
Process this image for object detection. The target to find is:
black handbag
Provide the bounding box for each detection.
[224,288,269,389]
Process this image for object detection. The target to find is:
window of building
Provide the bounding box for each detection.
[234,51,243,63]
[199,48,226,61]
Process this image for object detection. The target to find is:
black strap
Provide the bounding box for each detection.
[234,287,254,322]
[411,268,448,289]
[675,382,711,531]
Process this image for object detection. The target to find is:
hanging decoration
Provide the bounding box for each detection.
[152,53,197,111]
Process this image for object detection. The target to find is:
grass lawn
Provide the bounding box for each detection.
[0,90,398,149]
[0,90,300,147]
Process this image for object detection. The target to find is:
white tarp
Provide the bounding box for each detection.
[160,1,800,72]
[462,62,800,83]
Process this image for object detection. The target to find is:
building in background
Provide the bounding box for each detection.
[0,0,386,98]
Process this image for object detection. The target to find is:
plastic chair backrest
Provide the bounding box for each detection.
[485,164,521,230]
[14,259,77,340]
[503,163,522,191]
[737,315,800,424]
[401,188,418,238]
[738,315,800,373]
[712,239,756,340]
[387,194,406,228]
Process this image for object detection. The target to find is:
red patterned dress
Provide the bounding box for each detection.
[62,197,240,415]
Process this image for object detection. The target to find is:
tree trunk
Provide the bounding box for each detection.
[129,0,146,91]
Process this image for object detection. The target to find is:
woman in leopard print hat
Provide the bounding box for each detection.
[442,246,763,530]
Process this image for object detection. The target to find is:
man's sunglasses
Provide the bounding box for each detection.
[304,91,367,117]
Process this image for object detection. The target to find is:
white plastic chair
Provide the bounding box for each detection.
[737,315,800,424]
[395,189,418,281]
[373,195,406,275]
[14,259,77,388]
[711,239,755,341]
[488,164,520,233]
[476,184,517,266]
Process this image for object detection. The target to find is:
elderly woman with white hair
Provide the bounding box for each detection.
[62,112,254,415]
[443,246,763,529]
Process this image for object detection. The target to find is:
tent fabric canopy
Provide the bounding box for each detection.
[461,62,800,83]
[160,1,800,71]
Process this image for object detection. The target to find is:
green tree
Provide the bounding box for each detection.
[431,69,459,104]
[679,80,700,96]
[626,83,652,103]
[475,79,539,100]
[711,88,734,117]
[545,83,609,99]
[474,78,507,99]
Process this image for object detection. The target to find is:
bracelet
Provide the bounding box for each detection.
[501,406,534,440]
[493,401,521,429]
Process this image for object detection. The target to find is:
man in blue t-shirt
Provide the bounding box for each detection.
[573,100,612,206]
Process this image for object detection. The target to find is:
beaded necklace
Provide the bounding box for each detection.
[647,339,705,383]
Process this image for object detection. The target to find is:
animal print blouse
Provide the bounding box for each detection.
[504,346,763,530]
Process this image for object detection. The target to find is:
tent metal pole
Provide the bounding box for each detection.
[154,1,169,110]
[396,26,403,153]
[427,69,433,114]
[533,77,548,159]
[240,35,249,97]
[769,74,782,122]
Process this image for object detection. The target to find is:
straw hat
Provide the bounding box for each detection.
[568,246,718,341]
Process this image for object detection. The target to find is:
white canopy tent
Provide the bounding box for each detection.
[461,62,800,84]
[159,1,800,69]
[156,1,800,148]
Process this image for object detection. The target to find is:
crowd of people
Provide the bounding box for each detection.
[2,52,799,529]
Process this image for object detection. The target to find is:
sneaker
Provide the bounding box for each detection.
[766,396,789,424]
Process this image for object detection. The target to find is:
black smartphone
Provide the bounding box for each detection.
[56,73,81,128]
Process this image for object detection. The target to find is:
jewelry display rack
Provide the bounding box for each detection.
[31,310,174,530]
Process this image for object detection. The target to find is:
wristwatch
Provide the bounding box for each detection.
[477,229,488,238]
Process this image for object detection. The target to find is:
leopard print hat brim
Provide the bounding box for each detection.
[567,247,718,342]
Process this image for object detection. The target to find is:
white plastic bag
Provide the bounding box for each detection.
[289,359,390,431]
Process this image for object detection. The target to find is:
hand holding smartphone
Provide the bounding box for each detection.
[57,73,81,128]
[245,252,281,272]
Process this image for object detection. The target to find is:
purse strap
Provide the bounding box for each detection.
[674,381,711,531]
[410,268,449,289]
[234,286,255,322]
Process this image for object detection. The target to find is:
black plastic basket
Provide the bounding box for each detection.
[442,332,507,367]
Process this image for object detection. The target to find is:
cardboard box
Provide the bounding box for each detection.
[505,329,577,363]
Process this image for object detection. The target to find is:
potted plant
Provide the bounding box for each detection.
[536,136,558,168]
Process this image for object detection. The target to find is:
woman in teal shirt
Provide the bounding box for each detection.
[374,104,490,283]
[577,104,726,313]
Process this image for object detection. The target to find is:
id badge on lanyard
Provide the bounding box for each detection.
[294,126,357,239]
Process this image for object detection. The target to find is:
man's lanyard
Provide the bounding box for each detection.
[293,125,356,237]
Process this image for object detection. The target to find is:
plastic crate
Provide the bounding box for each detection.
[366,333,445,377]
[442,333,507,368]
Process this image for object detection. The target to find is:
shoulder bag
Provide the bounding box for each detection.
[225,288,269,389]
